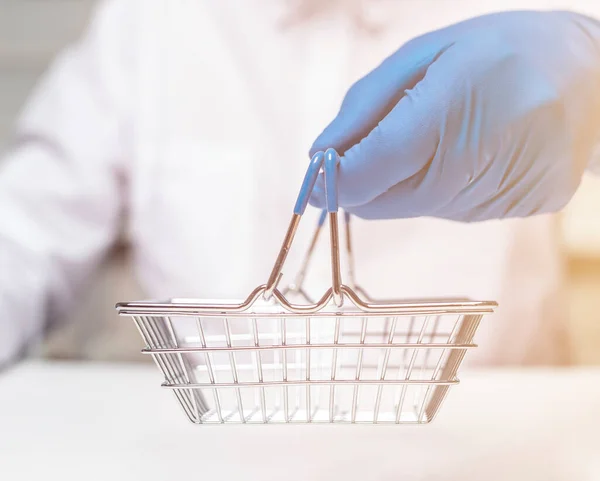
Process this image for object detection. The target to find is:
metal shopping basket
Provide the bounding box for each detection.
[116,149,497,425]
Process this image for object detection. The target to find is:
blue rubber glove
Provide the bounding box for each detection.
[309,11,600,221]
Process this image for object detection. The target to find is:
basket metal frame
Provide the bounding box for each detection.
[116,149,497,425]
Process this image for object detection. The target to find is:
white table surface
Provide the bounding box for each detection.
[1,361,600,481]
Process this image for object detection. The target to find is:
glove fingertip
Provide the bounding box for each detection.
[309,127,338,158]
[310,109,368,157]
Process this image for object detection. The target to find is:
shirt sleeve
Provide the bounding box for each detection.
[0,0,136,366]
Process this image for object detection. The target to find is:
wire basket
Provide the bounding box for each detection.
[116,149,497,424]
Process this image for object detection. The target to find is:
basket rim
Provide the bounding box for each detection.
[116,285,497,317]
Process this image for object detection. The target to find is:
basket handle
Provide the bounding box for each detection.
[264,149,344,307]
[324,148,343,306]
[264,151,325,299]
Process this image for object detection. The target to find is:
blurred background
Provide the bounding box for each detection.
[1,0,599,365]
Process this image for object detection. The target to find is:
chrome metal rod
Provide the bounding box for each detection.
[264,214,302,299]
[163,379,460,389]
[223,318,245,423]
[328,212,343,307]
[196,318,223,422]
[373,316,399,423]
[165,316,201,422]
[142,342,475,354]
[197,417,428,425]
[289,211,326,294]
[306,317,311,422]
[351,316,368,423]
[415,316,441,412]
[251,318,267,423]
[329,316,341,422]
[280,317,289,422]
[134,316,189,418]
[343,212,357,289]
[395,316,432,423]
[141,317,195,418]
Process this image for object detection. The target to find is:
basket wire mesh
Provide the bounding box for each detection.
[117,149,496,424]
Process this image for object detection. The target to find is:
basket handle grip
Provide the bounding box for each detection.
[294,151,325,215]
[324,148,339,213]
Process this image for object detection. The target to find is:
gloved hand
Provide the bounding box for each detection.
[309,10,600,221]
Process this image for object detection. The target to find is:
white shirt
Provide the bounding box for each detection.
[0,0,584,367]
